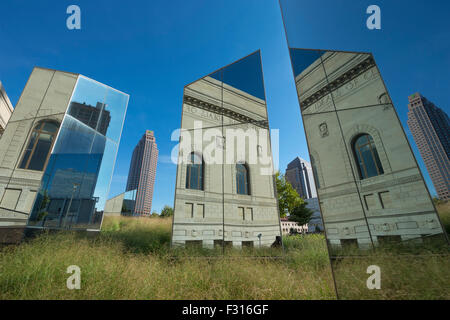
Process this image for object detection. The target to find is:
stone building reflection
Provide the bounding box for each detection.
[290,49,447,252]
[172,51,282,250]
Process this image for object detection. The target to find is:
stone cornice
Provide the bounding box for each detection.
[184,95,269,129]
[300,55,376,109]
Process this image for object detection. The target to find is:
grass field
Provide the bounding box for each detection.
[0,204,449,300]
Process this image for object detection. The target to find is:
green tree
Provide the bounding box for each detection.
[151,211,159,217]
[160,205,174,217]
[275,171,303,218]
[289,201,313,226]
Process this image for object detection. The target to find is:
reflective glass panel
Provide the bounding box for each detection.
[172,51,283,255]
[27,76,128,231]
[279,0,449,297]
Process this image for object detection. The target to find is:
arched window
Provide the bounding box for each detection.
[236,163,250,195]
[19,121,59,171]
[186,152,203,190]
[353,134,384,179]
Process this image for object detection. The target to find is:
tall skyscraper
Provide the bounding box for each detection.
[407,93,449,200]
[285,157,317,199]
[0,81,13,139]
[126,130,158,215]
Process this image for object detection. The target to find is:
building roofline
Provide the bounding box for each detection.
[0,81,13,112]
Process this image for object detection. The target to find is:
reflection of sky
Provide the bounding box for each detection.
[290,49,324,78]
[210,52,266,100]
[92,139,118,211]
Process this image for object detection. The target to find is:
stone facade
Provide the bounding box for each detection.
[0,81,13,139]
[172,54,281,249]
[294,50,446,249]
[104,192,125,216]
[0,68,77,242]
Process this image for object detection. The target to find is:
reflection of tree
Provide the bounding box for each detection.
[275,171,304,217]
[36,191,50,222]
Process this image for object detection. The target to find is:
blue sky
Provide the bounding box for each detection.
[0,0,448,212]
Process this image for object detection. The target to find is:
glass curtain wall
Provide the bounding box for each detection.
[28,76,129,231]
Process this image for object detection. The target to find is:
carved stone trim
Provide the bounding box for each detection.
[184,95,268,129]
[301,55,376,109]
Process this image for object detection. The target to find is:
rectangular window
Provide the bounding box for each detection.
[185,240,202,248]
[242,241,254,248]
[238,207,245,220]
[0,189,22,210]
[377,235,401,244]
[378,191,392,209]
[185,203,194,218]
[214,240,223,248]
[196,204,205,218]
[246,207,253,221]
[363,194,375,210]
[340,238,358,249]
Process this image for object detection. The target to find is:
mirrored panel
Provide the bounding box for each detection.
[282,44,449,298]
[172,69,225,254]
[221,53,282,255]
[27,76,128,231]
[172,52,283,255]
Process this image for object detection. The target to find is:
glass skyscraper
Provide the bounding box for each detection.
[407,93,449,200]
[126,130,158,216]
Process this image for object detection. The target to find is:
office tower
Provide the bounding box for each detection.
[126,130,158,215]
[285,157,322,232]
[285,157,317,199]
[407,93,449,200]
[0,67,128,243]
[172,51,282,249]
[0,81,13,139]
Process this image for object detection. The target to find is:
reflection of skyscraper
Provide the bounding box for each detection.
[68,101,111,135]
[286,157,317,199]
[407,93,449,200]
[126,130,158,215]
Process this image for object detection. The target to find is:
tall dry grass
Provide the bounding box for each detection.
[0,207,449,300]
[0,216,335,300]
